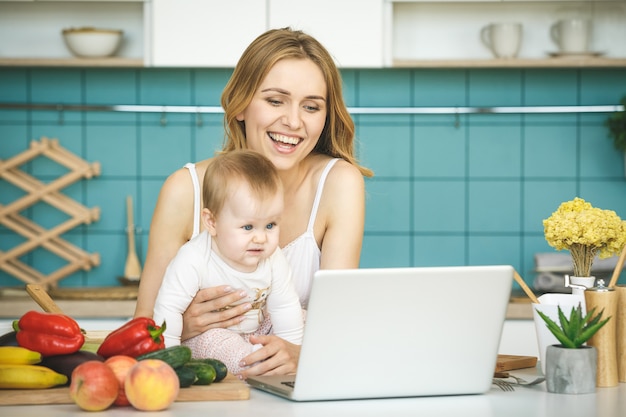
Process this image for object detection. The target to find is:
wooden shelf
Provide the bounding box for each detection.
[0,57,144,68]
[392,57,626,69]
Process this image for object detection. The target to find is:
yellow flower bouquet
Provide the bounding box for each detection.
[543,197,626,277]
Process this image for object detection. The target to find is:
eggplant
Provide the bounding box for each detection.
[0,330,18,346]
[39,350,105,384]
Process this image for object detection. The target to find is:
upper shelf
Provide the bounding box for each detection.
[2,57,625,69]
[392,57,626,68]
[0,57,144,68]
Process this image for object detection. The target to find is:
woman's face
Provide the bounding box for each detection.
[237,58,327,172]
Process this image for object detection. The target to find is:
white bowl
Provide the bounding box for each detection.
[62,27,123,58]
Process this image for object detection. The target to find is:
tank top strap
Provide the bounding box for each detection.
[306,158,339,232]
[184,163,201,239]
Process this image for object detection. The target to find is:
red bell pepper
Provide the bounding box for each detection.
[96,317,166,358]
[14,310,84,356]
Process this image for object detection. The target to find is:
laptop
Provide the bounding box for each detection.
[246,265,514,401]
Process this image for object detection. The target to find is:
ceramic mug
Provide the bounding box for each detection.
[550,18,591,53]
[532,293,586,374]
[481,22,522,58]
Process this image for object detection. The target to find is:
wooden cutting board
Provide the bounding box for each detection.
[0,374,249,406]
[495,354,537,372]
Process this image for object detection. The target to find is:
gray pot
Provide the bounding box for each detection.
[545,345,597,394]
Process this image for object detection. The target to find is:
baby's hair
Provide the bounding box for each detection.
[203,150,282,216]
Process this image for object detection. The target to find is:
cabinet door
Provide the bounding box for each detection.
[269,0,384,68]
[149,0,267,67]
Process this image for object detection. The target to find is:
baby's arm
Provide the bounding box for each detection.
[265,249,305,345]
[153,245,204,347]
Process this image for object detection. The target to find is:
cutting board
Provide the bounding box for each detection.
[495,354,537,372]
[0,374,249,406]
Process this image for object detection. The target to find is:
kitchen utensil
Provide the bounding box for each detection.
[494,354,537,372]
[608,244,626,288]
[25,283,63,313]
[480,22,522,59]
[550,19,591,54]
[124,195,142,280]
[24,284,108,345]
[532,292,586,374]
[585,279,618,387]
[492,379,515,391]
[513,269,539,304]
[62,27,123,58]
[616,285,626,382]
[494,372,545,387]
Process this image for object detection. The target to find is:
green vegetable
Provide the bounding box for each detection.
[136,345,192,369]
[188,358,228,382]
[183,362,217,385]
[174,365,198,388]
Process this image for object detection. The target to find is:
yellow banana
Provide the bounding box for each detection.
[0,364,67,389]
[0,346,42,365]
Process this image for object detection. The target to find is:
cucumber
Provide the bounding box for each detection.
[183,362,216,385]
[136,345,192,369]
[188,358,228,382]
[174,365,198,388]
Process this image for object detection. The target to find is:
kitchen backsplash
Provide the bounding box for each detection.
[1,67,625,290]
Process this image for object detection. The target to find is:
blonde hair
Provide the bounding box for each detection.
[203,150,282,216]
[221,27,373,178]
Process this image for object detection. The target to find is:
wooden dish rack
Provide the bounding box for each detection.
[0,137,101,289]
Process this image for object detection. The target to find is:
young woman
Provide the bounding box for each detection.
[134,27,373,378]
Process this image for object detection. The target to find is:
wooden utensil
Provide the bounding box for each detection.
[24,283,109,345]
[513,269,540,304]
[124,195,142,280]
[25,283,63,313]
[608,244,626,288]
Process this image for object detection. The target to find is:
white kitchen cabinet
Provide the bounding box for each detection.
[148,0,266,67]
[269,0,385,68]
[0,0,144,62]
[387,0,626,64]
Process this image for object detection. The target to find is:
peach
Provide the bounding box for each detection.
[125,359,179,411]
[104,355,137,406]
[69,360,119,411]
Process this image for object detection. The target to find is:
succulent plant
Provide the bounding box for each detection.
[535,303,610,349]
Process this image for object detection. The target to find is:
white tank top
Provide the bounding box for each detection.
[184,158,338,308]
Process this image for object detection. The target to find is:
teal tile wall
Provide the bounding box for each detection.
[1,67,625,290]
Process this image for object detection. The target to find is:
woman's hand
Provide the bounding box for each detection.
[181,285,251,341]
[237,334,301,379]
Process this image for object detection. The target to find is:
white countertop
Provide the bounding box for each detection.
[2,367,625,417]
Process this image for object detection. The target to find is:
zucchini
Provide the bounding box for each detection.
[174,365,198,388]
[183,362,216,385]
[188,358,228,382]
[136,345,192,369]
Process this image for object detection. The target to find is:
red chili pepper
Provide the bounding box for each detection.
[14,310,84,356]
[96,317,166,358]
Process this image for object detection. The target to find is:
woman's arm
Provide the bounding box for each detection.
[134,168,250,339]
[134,168,195,319]
[317,160,366,270]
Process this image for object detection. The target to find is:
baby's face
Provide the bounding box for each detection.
[209,183,283,273]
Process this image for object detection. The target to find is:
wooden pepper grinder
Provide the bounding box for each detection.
[584,279,618,387]
[616,285,626,382]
